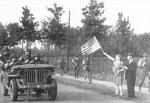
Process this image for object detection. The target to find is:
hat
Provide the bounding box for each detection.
[10,53,17,59]
[2,46,9,52]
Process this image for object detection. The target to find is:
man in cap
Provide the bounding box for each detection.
[126,53,137,97]
[138,53,150,92]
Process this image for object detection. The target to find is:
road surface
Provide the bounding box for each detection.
[0,83,150,103]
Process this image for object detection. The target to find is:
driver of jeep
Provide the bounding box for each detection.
[18,50,32,64]
[30,53,43,64]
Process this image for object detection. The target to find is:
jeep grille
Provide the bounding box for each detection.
[19,68,52,84]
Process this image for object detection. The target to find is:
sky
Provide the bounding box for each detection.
[0,0,150,34]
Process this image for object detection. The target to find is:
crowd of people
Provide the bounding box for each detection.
[58,55,91,80]
[0,46,44,71]
[58,52,150,98]
[1,46,149,98]
[103,52,150,98]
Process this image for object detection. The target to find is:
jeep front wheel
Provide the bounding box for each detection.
[48,78,57,100]
[9,79,18,101]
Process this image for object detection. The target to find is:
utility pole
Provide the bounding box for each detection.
[67,11,70,71]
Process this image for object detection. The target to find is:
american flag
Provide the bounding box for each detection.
[81,36,102,55]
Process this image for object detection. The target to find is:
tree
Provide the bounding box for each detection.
[0,22,9,49]
[6,23,22,47]
[42,3,66,49]
[20,6,39,49]
[114,12,134,55]
[67,27,83,55]
[81,0,109,41]
[132,33,150,56]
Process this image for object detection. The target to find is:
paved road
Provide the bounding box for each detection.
[0,83,150,103]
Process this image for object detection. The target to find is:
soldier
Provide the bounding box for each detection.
[4,53,18,70]
[82,56,90,80]
[1,47,10,70]
[1,46,10,63]
[72,55,81,78]
[18,49,32,64]
[0,52,4,73]
[58,56,66,76]
[30,53,43,64]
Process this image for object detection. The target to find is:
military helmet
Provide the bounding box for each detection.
[10,53,17,59]
[2,46,9,52]
[25,49,30,56]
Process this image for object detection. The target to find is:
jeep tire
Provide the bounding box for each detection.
[10,79,18,101]
[48,78,57,100]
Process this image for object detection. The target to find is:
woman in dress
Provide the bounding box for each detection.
[103,52,127,96]
[112,54,127,96]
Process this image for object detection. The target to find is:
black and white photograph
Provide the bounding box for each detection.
[0,0,150,103]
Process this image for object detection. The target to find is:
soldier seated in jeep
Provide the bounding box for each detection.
[18,49,32,64]
[4,53,18,70]
[30,53,44,64]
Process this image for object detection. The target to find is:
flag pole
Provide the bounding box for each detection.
[89,54,93,84]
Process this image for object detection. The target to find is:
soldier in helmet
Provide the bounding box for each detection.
[30,53,43,64]
[72,55,81,78]
[24,49,32,64]
[4,53,18,70]
[1,46,10,63]
[58,56,66,76]
[0,52,4,71]
[82,56,91,80]
[18,49,32,64]
[1,46,10,70]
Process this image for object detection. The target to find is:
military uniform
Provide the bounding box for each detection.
[18,50,32,64]
[72,56,81,78]
[58,57,66,76]
[4,53,18,70]
[30,54,43,64]
[1,47,10,63]
[82,57,90,80]
[1,47,10,70]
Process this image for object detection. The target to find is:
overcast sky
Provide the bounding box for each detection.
[0,0,150,34]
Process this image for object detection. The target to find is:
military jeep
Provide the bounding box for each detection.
[1,64,57,101]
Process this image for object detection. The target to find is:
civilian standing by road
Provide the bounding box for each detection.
[103,52,127,96]
[126,53,137,97]
[112,54,127,96]
[137,53,150,92]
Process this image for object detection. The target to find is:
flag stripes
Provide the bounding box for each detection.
[81,36,102,55]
